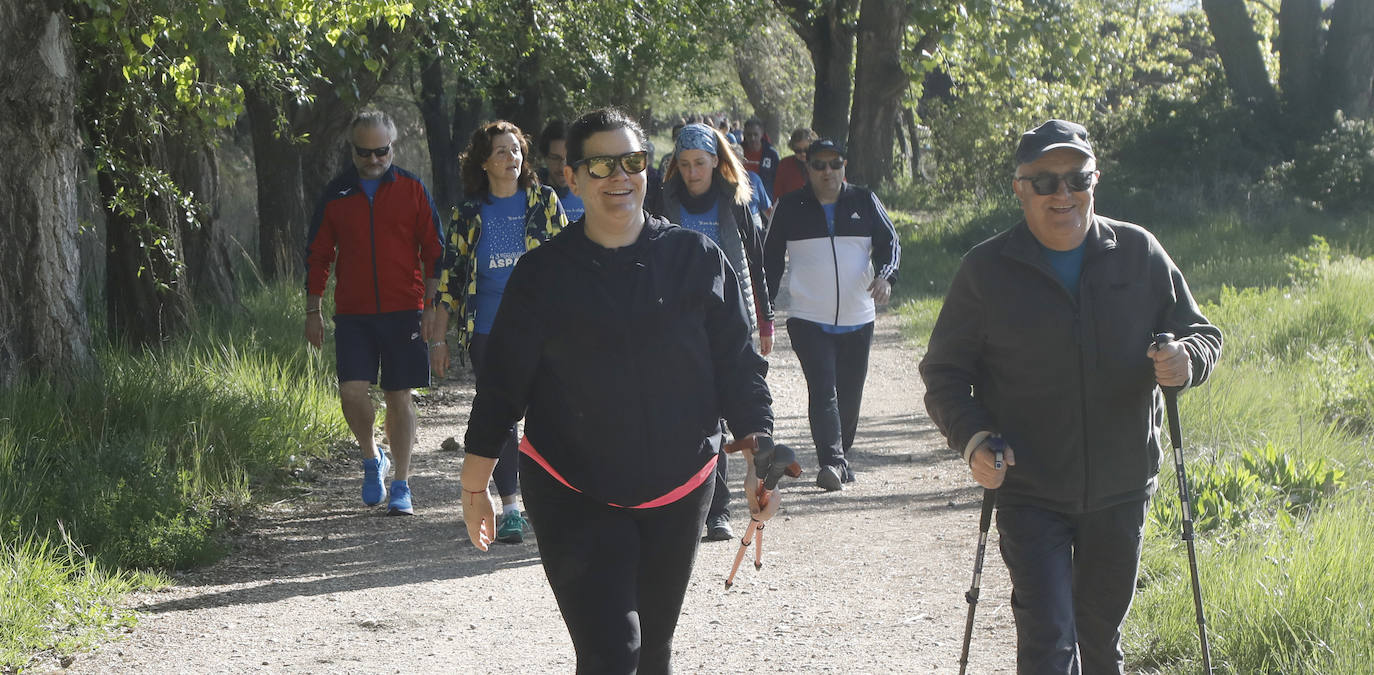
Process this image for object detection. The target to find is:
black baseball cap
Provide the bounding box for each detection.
[1015,119,1095,165]
[806,139,846,158]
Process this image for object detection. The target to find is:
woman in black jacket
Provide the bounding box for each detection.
[458,108,774,675]
[656,122,775,542]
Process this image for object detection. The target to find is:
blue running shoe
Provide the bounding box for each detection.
[361,447,391,506]
[387,479,414,516]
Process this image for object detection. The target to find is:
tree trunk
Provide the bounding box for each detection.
[0,0,91,385]
[1202,0,1278,108]
[169,133,239,308]
[776,0,858,145]
[1278,0,1323,133]
[417,52,460,216]
[734,51,785,144]
[245,86,307,280]
[847,0,910,187]
[1323,0,1374,120]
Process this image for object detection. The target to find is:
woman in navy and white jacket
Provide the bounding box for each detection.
[763,139,899,491]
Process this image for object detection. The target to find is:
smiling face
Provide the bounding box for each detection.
[566,127,646,246]
[351,124,394,180]
[1013,148,1097,251]
[482,132,523,194]
[676,148,718,197]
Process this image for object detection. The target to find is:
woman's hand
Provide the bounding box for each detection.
[461,487,498,551]
[459,455,500,550]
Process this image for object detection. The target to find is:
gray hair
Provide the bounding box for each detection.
[351,110,396,140]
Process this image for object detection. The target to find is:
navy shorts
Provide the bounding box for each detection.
[333,310,430,391]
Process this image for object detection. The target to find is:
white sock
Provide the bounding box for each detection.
[502,503,520,517]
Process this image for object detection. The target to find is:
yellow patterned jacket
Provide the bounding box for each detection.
[436,184,568,351]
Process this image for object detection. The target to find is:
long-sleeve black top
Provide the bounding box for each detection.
[464,214,774,507]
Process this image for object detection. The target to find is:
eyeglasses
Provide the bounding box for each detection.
[808,158,845,171]
[354,145,391,158]
[571,151,649,178]
[1015,170,1096,195]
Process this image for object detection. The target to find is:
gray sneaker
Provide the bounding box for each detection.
[816,464,843,492]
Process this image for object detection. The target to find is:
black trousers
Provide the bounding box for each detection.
[997,499,1149,675]
[785,318,874,472]
[468,334,520,498]
[520,454,714,675]
[707,447,730,521]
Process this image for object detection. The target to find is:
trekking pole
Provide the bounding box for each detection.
[1153,332,1214,674]
[957,436,1003,675]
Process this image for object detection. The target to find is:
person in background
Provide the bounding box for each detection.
[919,119,1223,673]
[659,122,775,541]
[763,139,900,491]
[772,128,817,200]
[538,120,584,222]
[305,109,444,516]
[430,120,567,543]
[740,117,780,200]
[458,108,773,673]
[728,141,774,223]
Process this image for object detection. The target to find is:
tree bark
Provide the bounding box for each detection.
[1278,0,1323,131]
[0,0,91,385]
[1201,0,1278,108]
[847,0,910,187]
[776,0,859,145]
[417,52,460,216]
[168,133,239,308]
[245,86,307,280]
[734,51,785,144]
[1323,0,1374,120]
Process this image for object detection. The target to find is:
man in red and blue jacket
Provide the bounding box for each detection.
[305,109,445,516]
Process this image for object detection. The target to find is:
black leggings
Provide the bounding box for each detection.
[520,454,713,675]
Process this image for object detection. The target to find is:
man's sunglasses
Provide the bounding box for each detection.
[1015,170,1096,195]
[571,151,648,178]
[808,158,845,171]
[354,145,391,158]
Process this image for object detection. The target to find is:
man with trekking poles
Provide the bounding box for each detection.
[920,119,1223,673]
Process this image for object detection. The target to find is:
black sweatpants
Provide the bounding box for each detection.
[785,318,874,473]
[520,454,714,675]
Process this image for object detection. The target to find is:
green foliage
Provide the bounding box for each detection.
[0,281,348,570]
[916,0,1183,196]
[1281,113,1374,214]
[1148,443,1345,535]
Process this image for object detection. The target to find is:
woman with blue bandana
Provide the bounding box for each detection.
[658,122,774,543]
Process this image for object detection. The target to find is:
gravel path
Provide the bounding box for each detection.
[64,310,1017,674]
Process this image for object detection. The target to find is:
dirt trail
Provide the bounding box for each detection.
[63,311,1016,674]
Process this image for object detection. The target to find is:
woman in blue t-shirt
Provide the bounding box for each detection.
[431,120,567,543]
[655,123,774,543]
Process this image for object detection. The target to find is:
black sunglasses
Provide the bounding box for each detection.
[572,151,649,179]
[1016,170,1096,196]
[353,145,391,158]
[808,158,845,171]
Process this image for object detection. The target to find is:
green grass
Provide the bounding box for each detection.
[0,535,163,669]
[0,280,351,668]
[888,183,1374,672]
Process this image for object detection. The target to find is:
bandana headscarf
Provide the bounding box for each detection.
[676,123,718,156]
